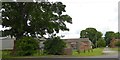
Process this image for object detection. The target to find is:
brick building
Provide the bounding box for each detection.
[110,38,120,48]
[64,38,92,51]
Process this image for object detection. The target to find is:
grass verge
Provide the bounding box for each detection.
[2,48,104,58]
[2,50,12,58]
[72,48,104,56]
[110,47,120,51]
[0,50,2,58]
[2,50,46,58]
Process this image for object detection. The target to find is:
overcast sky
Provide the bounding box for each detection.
[48,0,120,39]
[0,0,120,39]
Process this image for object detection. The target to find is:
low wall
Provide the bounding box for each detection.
[0,39,14,50]
[63,48,72,55]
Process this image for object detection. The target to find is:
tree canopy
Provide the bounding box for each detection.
[115,32,120,39]
[104,31,120,46]
[97,38,106,47]
[104,31,115,46]
[80,27,103,48]
[2,2,72,39]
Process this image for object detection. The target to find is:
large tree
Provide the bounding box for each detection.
[2,2,72,39]
[80,30,87,38]
[96,31,103,40]
[104,31,115,46]
[80,27,103,48]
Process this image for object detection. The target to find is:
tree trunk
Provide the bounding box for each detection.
[12,40,17,55]
[12,36,21,55]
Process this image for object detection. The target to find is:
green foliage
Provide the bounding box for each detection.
[104,31,115,46]
[80,27,103,48]
[15,37,39,56]
[44,36,66,55]
[2,2,72,39]
[115,32,120,39]
[115,41,120,47]
[80,30,87,38]
[2,50,12,58]
[2,2,72,56]
[96,31,103,39]
[97,38,106,47]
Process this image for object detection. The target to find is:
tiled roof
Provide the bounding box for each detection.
[63,38,79,40]
[63,38,90,41]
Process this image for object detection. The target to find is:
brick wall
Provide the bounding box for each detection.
[63,48,72,55]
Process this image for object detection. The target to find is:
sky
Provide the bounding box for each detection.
[48,0,120,39]
[0,0,120,39]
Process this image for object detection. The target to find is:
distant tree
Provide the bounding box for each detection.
[44,36,66,55]
[97,38,106,47]
[104,31,115,46]
[85,28,97,45]
[80,27,103,48]
[80,30,87,38]
[115,41,120,47]
[115,32,120,39]
[96,31,103,40]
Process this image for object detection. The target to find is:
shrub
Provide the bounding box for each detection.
[2,50,12,58]
[97,38,106,47]
[115,41,120,47]
[44,36,66,55]
[15,37,39,56]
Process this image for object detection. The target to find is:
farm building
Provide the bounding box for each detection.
[110,38,120,48]
[64,38,92,51]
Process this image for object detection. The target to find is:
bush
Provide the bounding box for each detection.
[15,37,39,56]
[115,41,120,47]
[44,36,66,55]
[97,38,106,47]
[2,50,12,58]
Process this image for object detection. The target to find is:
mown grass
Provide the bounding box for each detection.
[72,48,104,56]
[2,50,46,58]
[2,48,104,58]
[111,47,120,51]
[0,50,2,58]
[2,50,13,58]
